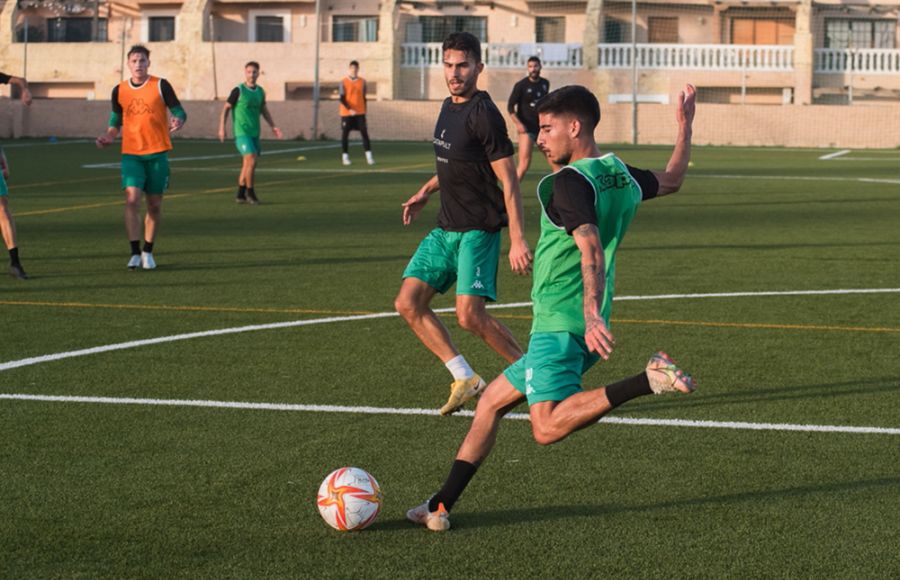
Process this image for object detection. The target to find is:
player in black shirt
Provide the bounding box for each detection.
[0,71,32,279]
[507,56,549,182]
[396,32,533,416]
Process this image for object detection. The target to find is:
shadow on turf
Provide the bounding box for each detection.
[627,376,900,414]
[447,476,900,530]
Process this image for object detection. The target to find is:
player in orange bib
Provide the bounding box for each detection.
[339,61,374,166]
[96,45,187,270]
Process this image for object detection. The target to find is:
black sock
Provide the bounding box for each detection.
[130,240,140,256]
[143,241,154,253]
[428,460,479,512]
[605,372,653,408]
[9,246,20,266]
[247,187,255,195]
[237,185,247,196]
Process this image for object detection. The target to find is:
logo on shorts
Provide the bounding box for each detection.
[471,280,484,290]
[475,266,481,277]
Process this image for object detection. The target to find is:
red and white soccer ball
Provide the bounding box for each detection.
[316,467,383,531]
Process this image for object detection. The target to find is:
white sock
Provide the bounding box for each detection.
[365,150,374,162]
[445,354,474,381]
[342,153,350,161]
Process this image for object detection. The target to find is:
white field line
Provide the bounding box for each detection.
[1,394,897,436]
[818,149,850,160]
[690,174,900,186]
[81,143,343,169]
[1,287,899,374]
[2,139,94,148]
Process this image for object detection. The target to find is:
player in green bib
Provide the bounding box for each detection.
[408,84,699,531]
[218,61,283,205]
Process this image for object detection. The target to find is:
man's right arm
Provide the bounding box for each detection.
[506,81,526,133]
[652,84,696,197]
[96,86,121,147]
[0,72,32,105]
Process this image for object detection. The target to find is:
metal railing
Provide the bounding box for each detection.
[401,42,582,68]
[814,48,900,74]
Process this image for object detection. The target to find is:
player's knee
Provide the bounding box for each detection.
[394,293,416,320]
[456,307,486,333]
[531,423,560,446]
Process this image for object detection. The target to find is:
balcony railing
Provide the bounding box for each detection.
[597,43,794,71]
[814,48,900,74]
[401,42,583,68]
[402,42,794,71]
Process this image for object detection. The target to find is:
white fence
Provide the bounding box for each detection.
[814,48,900,74]
[400,42,583,69]
[401,42,795,71]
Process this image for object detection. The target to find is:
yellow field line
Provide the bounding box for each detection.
[13,175,113,190]
[2,298,897,334]
[0,299,374,316]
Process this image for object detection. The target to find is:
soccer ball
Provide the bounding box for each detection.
[316,467,382,531]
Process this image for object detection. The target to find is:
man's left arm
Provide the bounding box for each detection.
[651,84,695,197]
[160,79,187,132]
[260,95,283,139]
[0,73,32,106]
[490,156,532,275]
[572,223,614,359]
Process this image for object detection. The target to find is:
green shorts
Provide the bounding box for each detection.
[504,332,600,405]
[121,152,170,195]
[0,172,7,197]
[235,136,261,156]
[402,228,500,300]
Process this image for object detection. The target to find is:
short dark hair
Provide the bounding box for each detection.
[349,60,359,67]
[442,31,481,64]
[127,45,150,59]
[245,61,260,70]
[527,56,542,65]
[536,85,601,131]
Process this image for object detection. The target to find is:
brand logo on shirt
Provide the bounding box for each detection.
[127,98,153,116]
[433,128,452,151]
[595,171,631,191]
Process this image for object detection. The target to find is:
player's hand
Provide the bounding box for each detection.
[401,191,430,225]
[170,116,185,133]
[21,89,32,107]
[584,315,615,360]
[349,109,357,116]
[508,239,533,275]
[273,127,284,139]
[95,133,114,148]
[677,84,696,129]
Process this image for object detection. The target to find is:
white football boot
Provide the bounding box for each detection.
[646,351,696,394]
[141,251,157,270]
[406,501,450,532]
[127,254,141,270]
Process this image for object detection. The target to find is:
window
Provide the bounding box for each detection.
[419,16,487,43]
[47,17,107,42]
[648,17,678,43]
[604,18,626,43]
[249,11,291,42]
[148,16,175,42]
[731,18,794,45]
[536,17,565,43]
[825,19,896,49]
[333,16,378,42]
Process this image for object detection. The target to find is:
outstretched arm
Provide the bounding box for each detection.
[491,156,532,275]
[652,84,696,197]
[7,75,32,106]
[572,223,614,359]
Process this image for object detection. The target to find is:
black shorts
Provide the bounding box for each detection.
[341,115,367,131]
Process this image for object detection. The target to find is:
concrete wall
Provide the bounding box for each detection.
[3,97,898,148]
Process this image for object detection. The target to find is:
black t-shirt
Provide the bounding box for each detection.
[547,165,660,234]
[0,73,11,85]
[111,78,181,115]
[433,91,515,233]
[507,77,550,131]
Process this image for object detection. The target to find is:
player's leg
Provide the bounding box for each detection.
[394,276,460,364]
[455,229,523,363]
[234,138,251,202]
[139,154,168,270]
[408,373,525,531]
[515,132,535,182]
[529,349,696,445]
[0,194,27,279]
[123,186,143,269]
[358,116,374,165]
[340,117,351,165]
[244,151,260,205]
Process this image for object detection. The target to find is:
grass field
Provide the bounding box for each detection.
[1,138,899,578]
